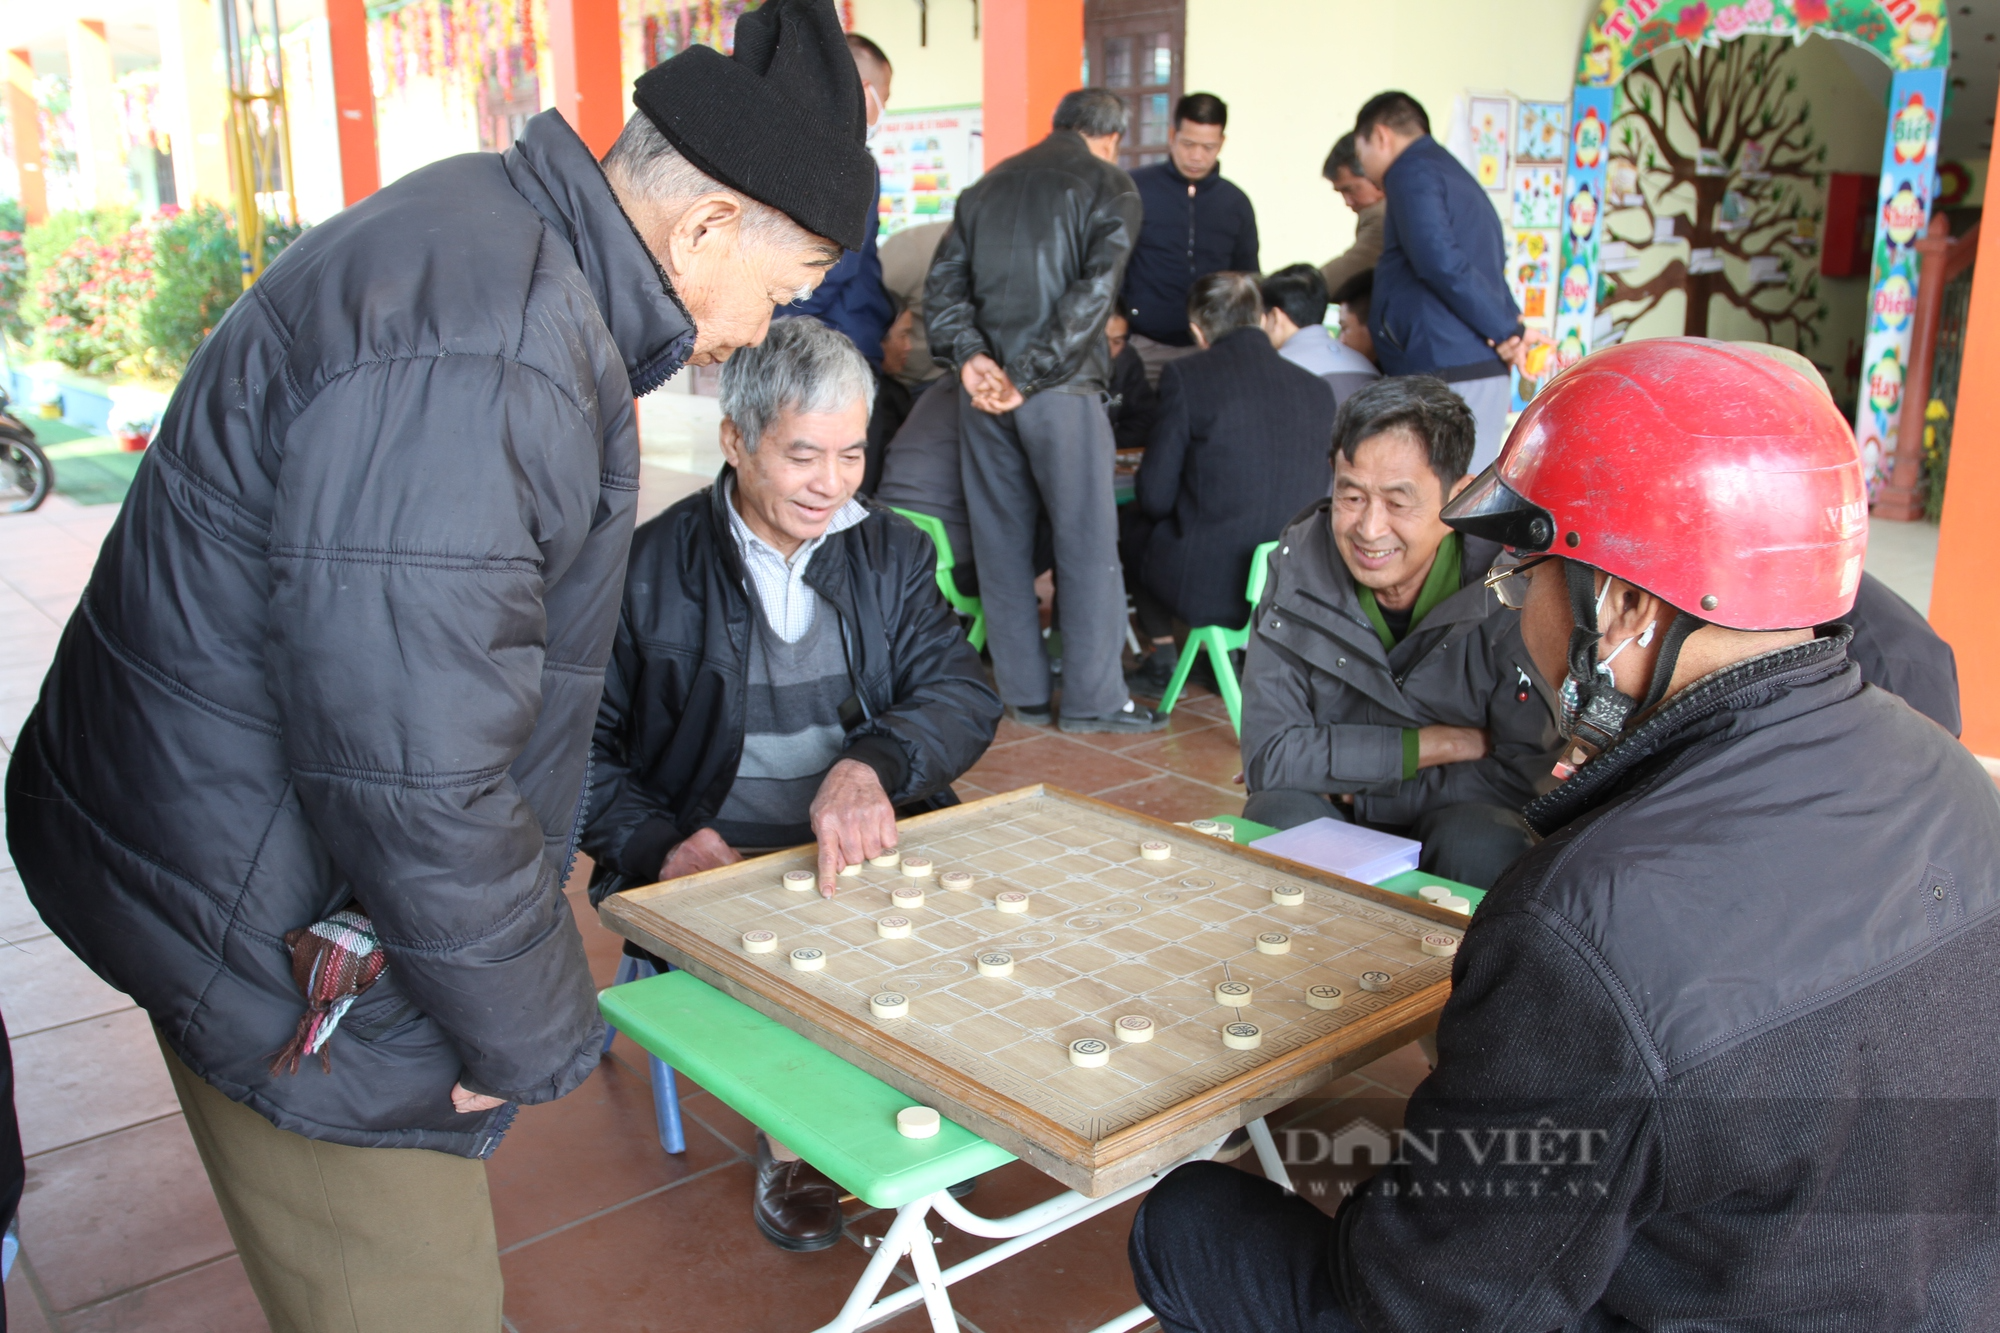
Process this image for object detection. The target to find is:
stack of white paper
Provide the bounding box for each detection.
[1250,818,1421,885]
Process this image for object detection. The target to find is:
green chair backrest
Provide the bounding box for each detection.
[1244,540,1279,620]
[890,506,958,574]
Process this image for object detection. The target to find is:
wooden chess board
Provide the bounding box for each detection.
[600,785,1461,1196]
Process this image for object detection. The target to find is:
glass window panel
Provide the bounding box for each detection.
[1105,37,1133,88]
[1151,40,1173,88]
[1140,93,1170,146]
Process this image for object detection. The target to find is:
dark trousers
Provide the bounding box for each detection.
[1118,507,1175,642]
[959,384,1129,717]
[1241,790,1533,890]
[1130,1161,1360,1333]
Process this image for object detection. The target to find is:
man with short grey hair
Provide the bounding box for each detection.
[582,316,1000,1252]
[927,88,1163,733]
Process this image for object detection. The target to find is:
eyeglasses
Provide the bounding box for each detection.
[1483,554,1556,610]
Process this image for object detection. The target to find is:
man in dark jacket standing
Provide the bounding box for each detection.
[1125,272,1334,692]
[1355,91,1528,471]
[1128,339,2000,1332]
[774,32,896,368]
[1119,93,1260,387]
[2,1,876,1326]
[582,318,999,1252]
[1236,376,1554,888]
[927,88,1164,734]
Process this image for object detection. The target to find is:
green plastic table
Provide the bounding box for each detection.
[600,969,1257,1333]
[1206,814,1487,912]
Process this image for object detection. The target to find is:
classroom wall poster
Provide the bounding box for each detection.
[1514,100,1567,164]
[1854,67,1945,495]
[1468,96,1512,191]
[871,106,984,237]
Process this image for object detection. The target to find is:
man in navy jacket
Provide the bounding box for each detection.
[1119,93,1260,386]
[1355,91,1526,470]
[776,33,896,366]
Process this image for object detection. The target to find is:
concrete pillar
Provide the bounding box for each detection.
[981,0,1082,168]
[67,19,128,208]
[156,0,234,206]
[324,0,378,204]
[545,0,625,157]
[1928,85,2000,761]
[4,48,45,224]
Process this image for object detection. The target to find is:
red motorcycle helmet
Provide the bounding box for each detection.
[1442,338,1866,631]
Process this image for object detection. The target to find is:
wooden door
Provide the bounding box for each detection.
[1085,0,1185,172]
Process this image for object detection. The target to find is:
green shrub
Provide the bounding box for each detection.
[0,203,26,346]
[137,204,306,375]
[22,206,136,330]
[37,225,156,375]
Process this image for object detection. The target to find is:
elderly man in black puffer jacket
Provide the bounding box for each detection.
[3,1,878,1326]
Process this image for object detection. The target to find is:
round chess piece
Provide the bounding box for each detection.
[1421,932,1461,958]
[1221,1021,1263,1050]
[939,870,975,891]
[1305,984,1344,1010]
[870,850,903,868]
[870,992,909,1019]
[1068,1038,1111,1068]
[1139,840,1173,861]
[1270,885,1305,906]
[789,947,826,972]
[1255,932,1291,955]
[896,1106,941,1138]
[1214,980,1253,1007]
[1113,1015,1155,1043]
[877,915,913,939]
[1358,970,1391,992]
[976,951,1015,977]
[994,891,1030,914]
[742,929,779,954]
[782,870,816,892]
[891,885,926,910]
[900,856,934,878]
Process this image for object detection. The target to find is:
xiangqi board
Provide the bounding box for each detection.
[600,785,1461,1195]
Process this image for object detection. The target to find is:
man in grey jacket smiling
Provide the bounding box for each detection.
[3,0,874,1326]
[1238,376,1557,888]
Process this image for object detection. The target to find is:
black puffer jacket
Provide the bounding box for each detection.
[581,482,1001,894]
[4,111,690,1156]
[924,130,1140,395]
[1332,630,2000,1329]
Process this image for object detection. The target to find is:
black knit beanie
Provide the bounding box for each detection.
[631,0,875,252]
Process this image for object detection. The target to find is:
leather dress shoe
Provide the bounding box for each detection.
[753,1132,844,1252]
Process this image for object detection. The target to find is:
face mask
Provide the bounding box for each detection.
[864,85,884,143]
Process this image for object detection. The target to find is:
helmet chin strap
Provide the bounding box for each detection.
[1554,561,1705,779]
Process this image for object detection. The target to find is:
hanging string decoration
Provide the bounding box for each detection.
[367,0,548,104]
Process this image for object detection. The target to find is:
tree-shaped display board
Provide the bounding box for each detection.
[1597,36,1827,349]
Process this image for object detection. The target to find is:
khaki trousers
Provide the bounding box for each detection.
[160,1037,504,1333]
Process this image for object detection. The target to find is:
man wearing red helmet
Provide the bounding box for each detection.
[1126,338,2000,1332]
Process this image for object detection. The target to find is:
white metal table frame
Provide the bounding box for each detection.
[812,1117,1298,1333]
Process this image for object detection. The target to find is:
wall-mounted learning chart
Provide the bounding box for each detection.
[872,105,985,239]
[1509,100,1570,411]
[602,785,1458,1197]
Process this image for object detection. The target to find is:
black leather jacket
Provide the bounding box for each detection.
[581,481,1001,896]
[924,130,1141,395]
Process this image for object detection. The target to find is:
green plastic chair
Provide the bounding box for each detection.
[1156,539,1279,736]
[891,507,986,651]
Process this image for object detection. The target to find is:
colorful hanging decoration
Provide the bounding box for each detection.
[367,0,547,105]
[630,0,850,65]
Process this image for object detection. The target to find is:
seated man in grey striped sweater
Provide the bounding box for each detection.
[583,317,1002,1252]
